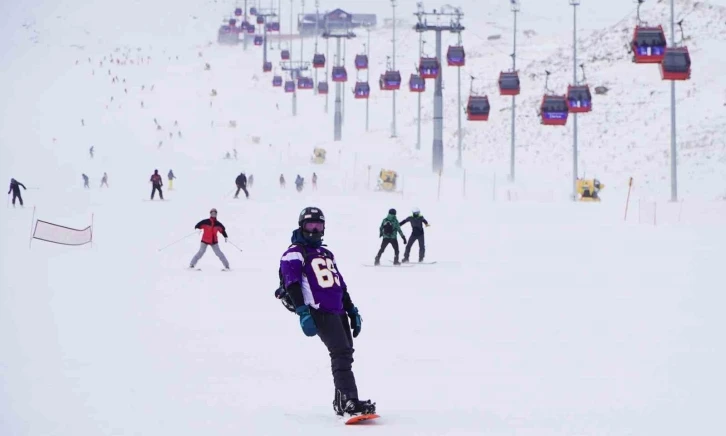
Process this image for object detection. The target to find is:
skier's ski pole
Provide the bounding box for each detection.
[158,231,197,252]
[226,239,243,252]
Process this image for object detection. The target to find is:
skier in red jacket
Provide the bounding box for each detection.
[189,208,230,269]
[150,169,164,200]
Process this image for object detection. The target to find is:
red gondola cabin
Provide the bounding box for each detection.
[660,47,691,81]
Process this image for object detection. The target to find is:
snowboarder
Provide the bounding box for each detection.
[374,209,406,266]
[82,174,90,189]
[234,172,249,199]
[279,174,286,188]
[150,169,164,200]
[89,146,94,158]
[8,178,27,207]
[100,172,109,188]
[168,169,176,190]
[276,206,376,418]
[189,208,230,270]
[312,172,318,190]
[295,175,304,192]
[400,207,430,263]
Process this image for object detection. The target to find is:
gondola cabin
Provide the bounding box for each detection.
[353,82,370,99]
[217,26,239,45]
[566,85,592,113]
[317,81,329,94]
[281,49,290,60]
[312,53,326,68]
[266,22,280,32]
[446,46,465,67]
[498,71,520,96]
[331,66,348,82]
[409,74,425,93]
[419,57,440,79]
[660,47,691,81]
[253,35,263,46]
[354,54,369,70]
[466,96,490,121]
[297,77,314,89]
[262,61,272,72]
[250,7,258,15]
[228,18,237,27]
[631,25,667,64]
[540,95,569,126]
[379,71,402,90]
[284,80,295,93]
[256,15,264,25]
[245,23,255,34]
[272,75,283,87]
[234,7,242,17]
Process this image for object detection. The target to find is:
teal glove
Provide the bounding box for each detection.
[295,306,317,337]
[347,307,362,338]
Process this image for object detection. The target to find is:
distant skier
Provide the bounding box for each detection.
[295,175,304,192]
[224,151,232,160]
[168,169,176,190]
[279,173,286,188]
[89,146,94,158]
[248,174,254,187]
[374,208,406,266]
[8,178,27,207]
[233,149,238,160]
[82,173,90,189]
[400,208,430,263]
[100,172,109,188]
[234,172,249,199]
[150,169,164,200]
[276,206,376,418]
[189,208,230,270]
[312,172,318,190]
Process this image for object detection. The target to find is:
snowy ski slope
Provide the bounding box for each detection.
[1,0,725,434]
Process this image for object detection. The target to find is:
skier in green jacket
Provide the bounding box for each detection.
[374,208,407,266]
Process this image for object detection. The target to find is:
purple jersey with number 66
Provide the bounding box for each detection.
[280,245,347,314]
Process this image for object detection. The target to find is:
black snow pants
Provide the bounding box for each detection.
[375,238,399,262]
[404,233,425,261]
[234,185,249,199]
[151,185,163,200]
[311,308,358,399]
[11,191,23,206]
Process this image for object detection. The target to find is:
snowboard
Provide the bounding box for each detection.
[187,268,231,272]
[362,264,414,268]
[345,414,380,425]
[393,261,437,265]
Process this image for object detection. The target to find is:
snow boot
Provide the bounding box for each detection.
[334,390,376,417]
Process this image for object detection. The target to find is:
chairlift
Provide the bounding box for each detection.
[331,66,348,82]
[354,54,369,70]
[419,57,440,79]
[272,75,283,87]
[297,77,314,89]
[379,70,401,90]
[317,81,329,94]
[262,61,272,72]
[660,46,691,80]
[312,53,326,68]
[284,80,295,93]
[353,81,370,99]
[446,46,465,67]
[498,71,520,96]
[409,73,425,93]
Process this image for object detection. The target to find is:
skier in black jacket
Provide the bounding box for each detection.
[234,172,249,199]
[400,207,429,263]
[8,178,27,207]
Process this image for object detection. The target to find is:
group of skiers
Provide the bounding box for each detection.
[82,173,109,188]
[279,173,317,192]
[375,207,430,266]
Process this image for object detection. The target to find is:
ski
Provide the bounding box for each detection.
[344,413,380,425]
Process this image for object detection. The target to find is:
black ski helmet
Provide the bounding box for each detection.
[298,206,325,242]
[389,208,396,216]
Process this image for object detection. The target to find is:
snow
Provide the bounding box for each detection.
[1,0,725,434]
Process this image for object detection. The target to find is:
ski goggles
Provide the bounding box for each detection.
[303,221,325,232]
